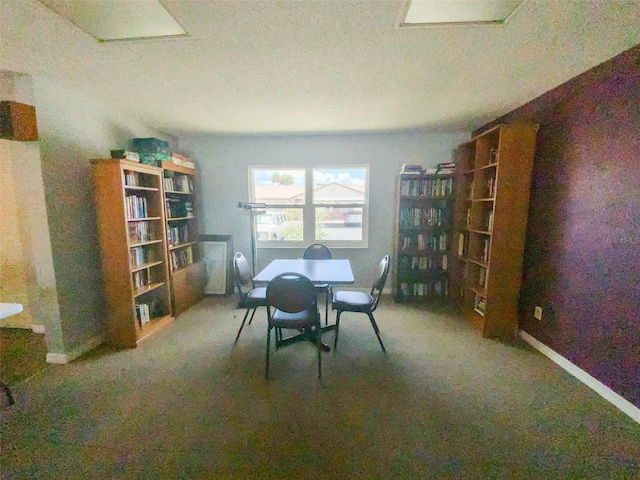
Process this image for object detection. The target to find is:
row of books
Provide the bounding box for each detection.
[457,234,490,262]
[485,211,494,231]
[398,254,448,272]
[130,246,155,268]
[436,162,456,175]
[170,246,194,272]
[123,170,151,187]
[163,174,194,193]
[136,303,152,326]
[399,232,449,251]
[132,269,150,290]
[400,164,423,174]
[460,261,489,289]
[129,221,155,244]
[165,199,194,219]
[468,178,496,199]
[474,294,487,316]
[112,150,141,162]
[481,238,491,262]
[167,224,190,247]
[478,266,489,288]
[464,209,494,231]
[458,233,468,257]
[486,177,496,198]
[400,177,453,197]
[399,207,450,227]
[400,162,457,175]
[126,194,149,219]
[398,278,449,297]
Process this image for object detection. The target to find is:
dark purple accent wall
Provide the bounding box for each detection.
[476,45,640,408]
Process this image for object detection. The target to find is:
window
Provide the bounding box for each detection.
[249,166,369,248]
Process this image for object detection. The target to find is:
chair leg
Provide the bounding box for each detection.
[234,308,251,343]
[334,310,341,350]
[248,307,258,325]
[325,289,329,326]
[316,317,322,378]
[367,312,386,352]
[265,326,272,380]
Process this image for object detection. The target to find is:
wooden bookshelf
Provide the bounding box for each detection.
[392,172,454,302]
[91,159,173,348]
[160,161,205,315]
[450,124,538,341]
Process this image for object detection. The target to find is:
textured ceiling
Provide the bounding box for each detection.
[2,0,639,135]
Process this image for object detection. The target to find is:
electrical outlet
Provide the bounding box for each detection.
[534,306,543,320]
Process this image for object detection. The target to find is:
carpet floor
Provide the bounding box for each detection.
[0,328,49,387]
[1,296,638,479]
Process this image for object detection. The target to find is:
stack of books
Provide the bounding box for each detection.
[132,137,172,165]
[400,164,423,174]
[436,162,456,175]
[171,153,196,169]
[111,150,140,162]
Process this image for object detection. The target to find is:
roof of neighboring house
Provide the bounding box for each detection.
[255,182,365,201]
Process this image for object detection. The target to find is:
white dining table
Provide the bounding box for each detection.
[253,259,355,352]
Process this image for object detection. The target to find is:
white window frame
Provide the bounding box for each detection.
[248,165,369,249]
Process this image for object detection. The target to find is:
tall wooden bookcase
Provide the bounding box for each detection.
[450,124,538,341]
[160,161,205,315]
[91,159,173,348]
[392,173,454,302]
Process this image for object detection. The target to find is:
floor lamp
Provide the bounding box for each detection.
[237,202,266,276]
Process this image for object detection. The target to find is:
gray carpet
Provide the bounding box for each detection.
[1,296,638,479]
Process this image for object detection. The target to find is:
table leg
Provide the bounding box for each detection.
[276,324,336,352]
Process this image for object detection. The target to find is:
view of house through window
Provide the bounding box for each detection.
[250,166,368,247]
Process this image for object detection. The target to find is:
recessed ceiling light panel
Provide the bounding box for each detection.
[401,0,525,26]
[38,0,187,42]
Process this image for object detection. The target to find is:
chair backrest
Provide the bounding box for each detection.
[266,272,318,318]
[302,243,332,260]
[369,255,390,312]
[233,252,254,299]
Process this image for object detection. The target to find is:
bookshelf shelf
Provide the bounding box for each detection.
[161,161,205,315]
[130,239,164,248]
[133,282,166,297]
[165,190,195,195]
[476,163,498,172]
[130,260,165,273]
[168,240,199,251]
[124,185,159,192]
[392,172,454,302]
[450,124,538,341]
[91,159,174,348]
[127,217,162,223]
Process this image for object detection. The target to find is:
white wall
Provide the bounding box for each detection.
[179,130,468,288]
[31,75,175,356]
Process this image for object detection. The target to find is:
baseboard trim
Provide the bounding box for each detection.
[519,330,640,425]
[46,333,104,365]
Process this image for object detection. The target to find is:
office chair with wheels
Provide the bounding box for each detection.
[303,243,332,325]
[265,272,323,379]
[332,255,390,352]
[233,252,267,343]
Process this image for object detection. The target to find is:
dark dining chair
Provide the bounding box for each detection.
[265,272,323,379]
[332,255,390,352]
[233,252,267,343]
[303,243,332,325]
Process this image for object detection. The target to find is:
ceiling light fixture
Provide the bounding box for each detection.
[38,0,187,42]
[399,0,525,27]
